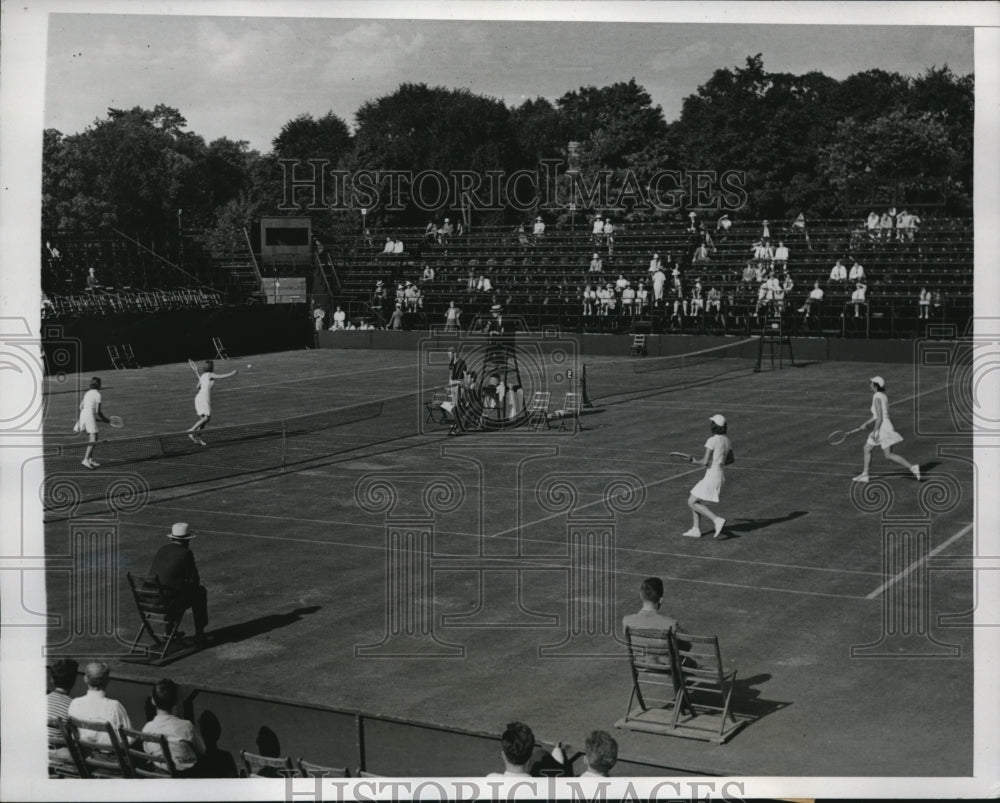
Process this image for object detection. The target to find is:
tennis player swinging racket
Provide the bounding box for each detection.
[187,359,238,446]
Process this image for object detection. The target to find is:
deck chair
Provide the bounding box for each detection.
[48,716,86,778]
[298,758,350,778]
[356,769,383,778]
[118,726,179,777]
[630,333,648,356]
[424,388,453,425]
[67,717,132,778]
[670,633,748,743]
[241,749,293,777]
[212,336,229,360]
[121,342,140,369]
[553,392,582,433]
[106,344,124,370]
[526,391,551,430]
[125,572,193,664]
[620,627,683,730]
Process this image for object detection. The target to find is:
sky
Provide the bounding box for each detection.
[44,14,974,153]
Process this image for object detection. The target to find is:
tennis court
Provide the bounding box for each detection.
[42,342,974,776]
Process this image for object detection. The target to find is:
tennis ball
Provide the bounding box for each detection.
[246,363,252,368]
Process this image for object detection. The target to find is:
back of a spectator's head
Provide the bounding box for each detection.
[500,721,535,767]
[50,659,79,691]
[585,730,619,775]
[152,678,179,711]
[83,661,110,689]
[639,577,664,603]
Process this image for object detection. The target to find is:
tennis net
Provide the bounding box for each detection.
[582,338,758,404]
[43,389,438,510]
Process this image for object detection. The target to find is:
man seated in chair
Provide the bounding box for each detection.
[622,577,682,647]
[47,658,79,756]
[149,522,209,647]
[67,662,132,744]
[143,678,205,777]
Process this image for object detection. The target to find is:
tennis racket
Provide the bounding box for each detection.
[827,425,865,445]
[109,415,124,429]
[669,451,695,463]
[187,358,200,377]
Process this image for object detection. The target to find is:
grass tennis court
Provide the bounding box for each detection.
[43,343,974,776]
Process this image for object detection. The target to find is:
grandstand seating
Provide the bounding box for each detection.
[328,217,972,338]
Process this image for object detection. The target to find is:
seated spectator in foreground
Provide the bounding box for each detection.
[798,281,824,317]
[67,662,132,744]
[143,678,205,777]
[772,241,789,269]
[487,721,569,780]
[579,730,619,778]
[829,260,848,282]
[382,237,395,255]
[849,260,865,281]
[47,658,79,745]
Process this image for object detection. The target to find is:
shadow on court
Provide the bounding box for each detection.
[731,673,792,721]
[720,510,809,538]
[204,605,322,648]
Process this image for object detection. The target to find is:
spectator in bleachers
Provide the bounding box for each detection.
[706,284,723,326]
[716,213,732,237]
[906,211,921,242]
[670,285,687,323]
[86,267,99,291]
[636,281,649,317]
[425,220,438,243]
[849,260,865,281]
[791,211,813,250]
[829,259,848,282]
[782,272,794,294]
[866,211,880,241]
[516,223,530,247]
[931,288,944,316]
[589,253,603,273]
[533,217,546,238]
[404,281,421,313]
[692,242,711,265]
[689,280,704,317]
[772,281,787,313]
[393,237,404,255]
[422,264,435,282]
[445,301,461,332]
[648,253,661,273]
[592,214,605,241]
[143,678,206,777]
[614,274,629,293]
[651,266,666,307]
[754,277,771,317]
[67,662,132,745]
[741,261,756,284]
[46,240,61,261]
[798,280,824,318]
[603,218,615,252]
[879,210,894,240]
[850,281,868,317]
[671,264,683,294]
[773,240,789,270]
[383,237,396,255]
[582,284,597,317]
[579,730,619,778]
[621,283,636,316]
[477,275,493,293]
[330,306,346,330]
[761,219,771,240]
[312,302,325,332]
[438,218,454,244]
[388,302,404,330]
[918,286,931,319]
[47,658,79,745]
[687,211,699,233]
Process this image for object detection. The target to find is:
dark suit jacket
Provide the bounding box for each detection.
[149,542,200,595]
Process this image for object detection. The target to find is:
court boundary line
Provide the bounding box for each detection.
[865,521,974,600]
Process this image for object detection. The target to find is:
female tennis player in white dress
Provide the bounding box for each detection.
[75,376,111,469]
[853,376,920,482]
[187,359,237,445]
[684,414,733,539]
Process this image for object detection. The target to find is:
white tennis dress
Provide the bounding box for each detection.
[77,388,101,434]
[867,391,903,448]
[194,373,215,417]
[690,433,731,503]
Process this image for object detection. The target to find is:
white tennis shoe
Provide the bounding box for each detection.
[682,527,702,538]
[852,473,870,482]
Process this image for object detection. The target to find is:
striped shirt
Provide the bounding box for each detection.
[47,690,72,741]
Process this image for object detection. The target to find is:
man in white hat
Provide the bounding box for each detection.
[148,523,208,646]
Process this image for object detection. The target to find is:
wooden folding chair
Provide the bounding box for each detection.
[619,627,683,729]
[356,769,383,778]
[125,572,195,665]
[106,344,124,370]
[298,757,350,778]
[424,388,453,425]
[630,334,647,356]
[212,336,229,360]
[121,342,140,369]
[670,633,748,743]
[67,717,133,778]
[48,716,86,778]
[240,749,293,777]
[553,392,582,433]
[118,725,179,777]
[526,391,551,430]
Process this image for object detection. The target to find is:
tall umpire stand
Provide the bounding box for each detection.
[327,216,972,339]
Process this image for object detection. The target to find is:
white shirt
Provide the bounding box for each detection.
[143,712,205,771]
[830,264,847,280]
[703,433,731,469]
[773,246,789,261]
[592,219,604,234]
[849,264,865,280]
[533,221,545,235]
[79,389,102,418]
[67,688,132,745]
[852,285,867,302]
[809,287,824,301]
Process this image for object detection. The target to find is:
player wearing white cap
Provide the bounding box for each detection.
[853,376,921,482]
[683,414,733,539]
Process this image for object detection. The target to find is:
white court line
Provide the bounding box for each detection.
[121,520,867,600]
[865,521,974,600]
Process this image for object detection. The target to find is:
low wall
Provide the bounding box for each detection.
[317,330,918,364]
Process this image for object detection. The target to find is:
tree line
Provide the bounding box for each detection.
[42,55,972,251]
